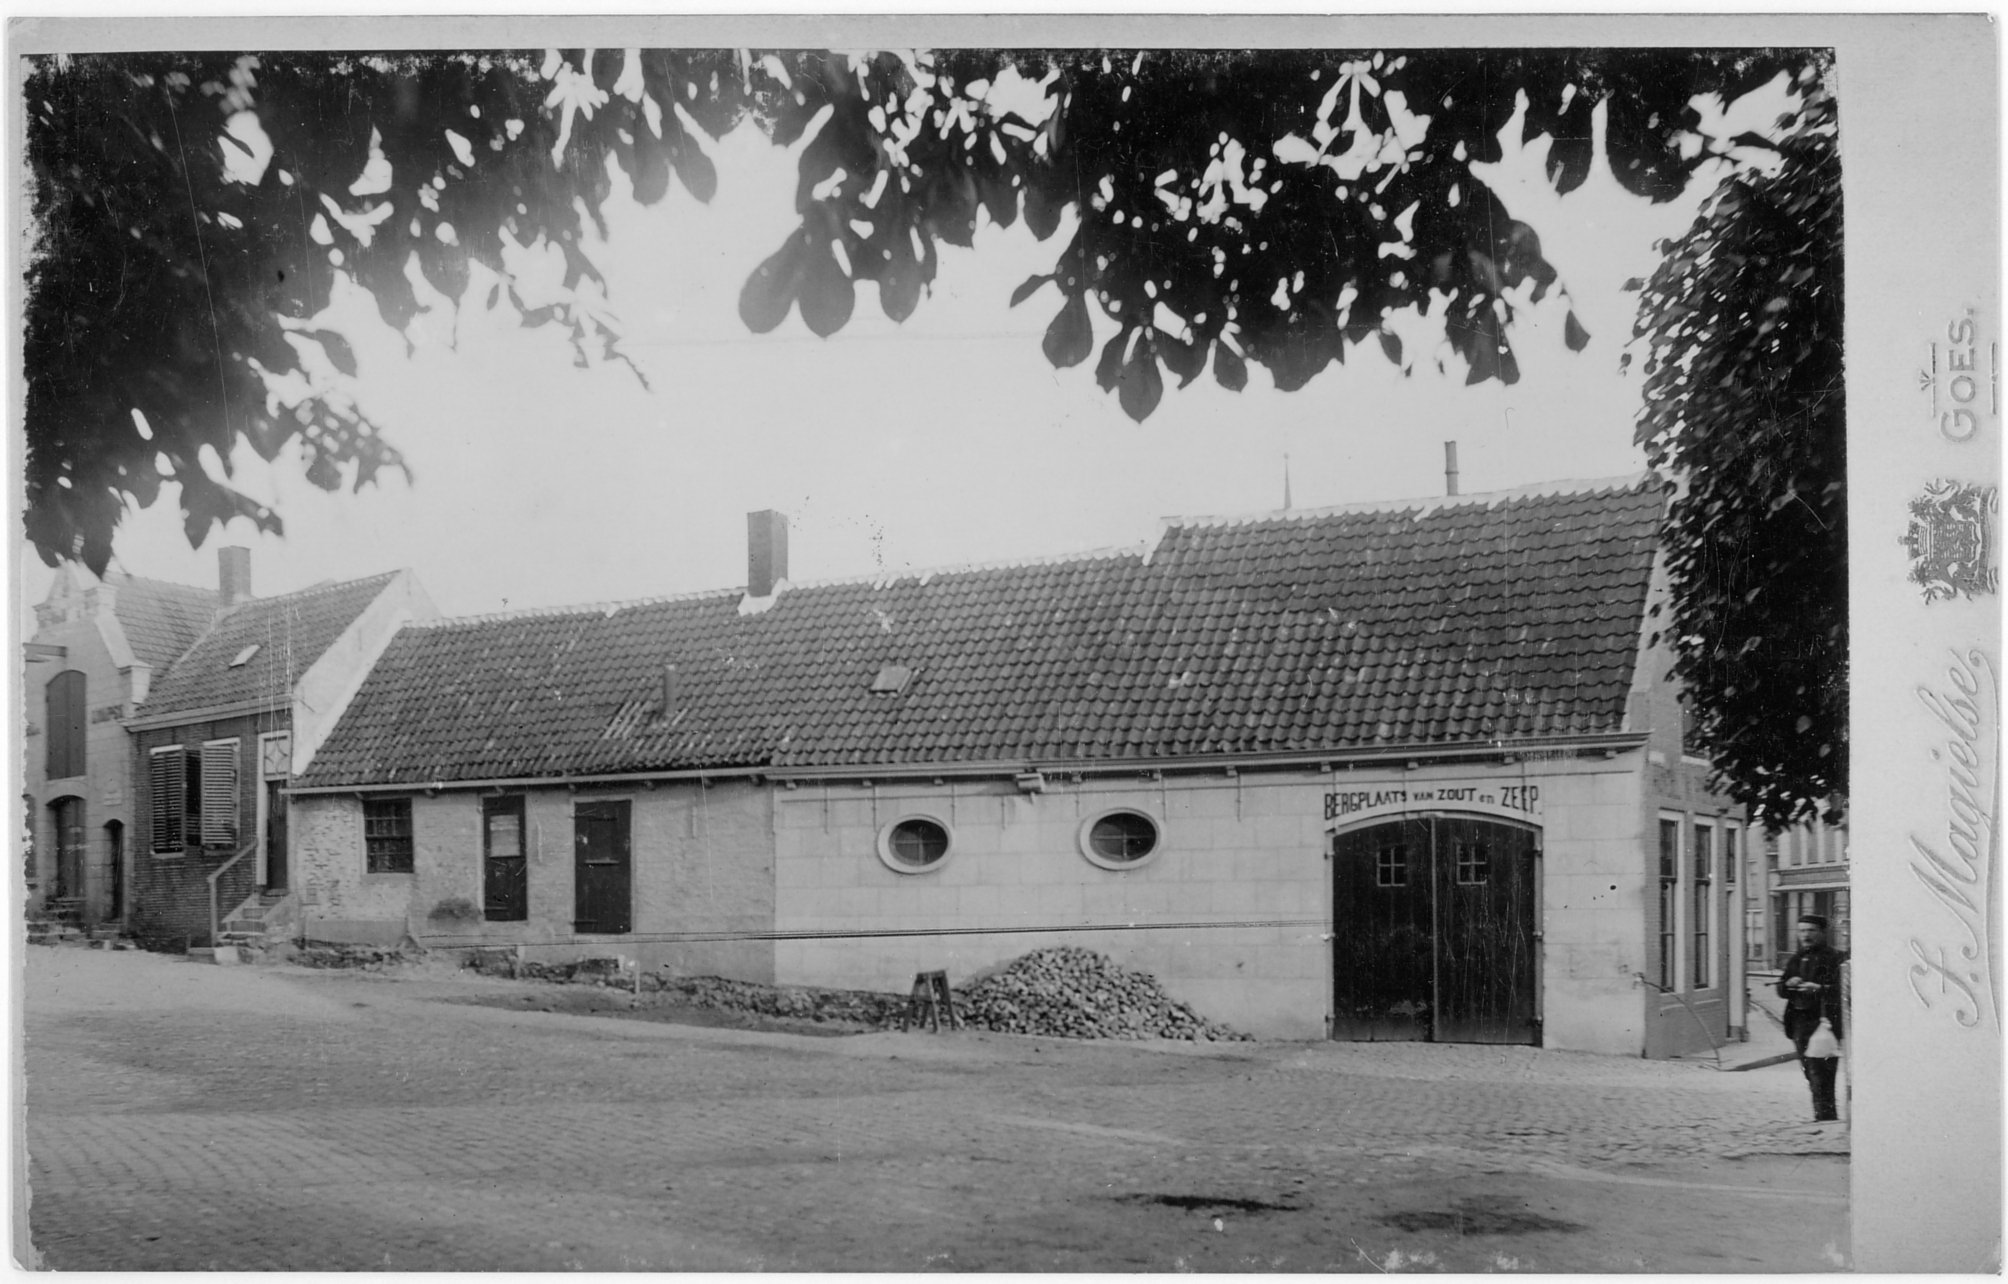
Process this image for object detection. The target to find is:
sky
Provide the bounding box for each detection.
[16,59,1790,623]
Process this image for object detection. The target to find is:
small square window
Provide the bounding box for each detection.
[1455,841,1489,885]
[364,798,414,874]
[1375,844,1407,888]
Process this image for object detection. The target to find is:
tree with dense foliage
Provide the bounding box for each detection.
[23,46,1839,819]
[1632,82,1844,830]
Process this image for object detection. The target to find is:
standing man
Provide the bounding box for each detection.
[1777,913,1846,1121]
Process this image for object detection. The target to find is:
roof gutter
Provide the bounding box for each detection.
[286,732,1649,796]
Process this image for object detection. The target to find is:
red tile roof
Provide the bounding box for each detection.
[297,477,1666,788]
[138,572,400,718]
[105,570,219,671]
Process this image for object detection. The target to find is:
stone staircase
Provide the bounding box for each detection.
[213,887,299,962]
[27,899,134,949]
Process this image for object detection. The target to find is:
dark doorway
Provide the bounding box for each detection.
[484,795,528,922]
[1332,815,1540,1045]
[50,797,84,903]
[104,821,124,919]
[573,800,631,934]
[265,780,289,890]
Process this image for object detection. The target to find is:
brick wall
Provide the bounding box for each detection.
[291,783,776,978]
[129,712,284,948]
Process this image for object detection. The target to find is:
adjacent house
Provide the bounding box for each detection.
[1749,807,1850,969]
[24,562,218,931]
[289,477,1747,1057]
[124,554,434,949]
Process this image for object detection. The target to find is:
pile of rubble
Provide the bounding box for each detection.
[657,975,912,1027]
[952,947,1248,1042]
[293,941,420,971]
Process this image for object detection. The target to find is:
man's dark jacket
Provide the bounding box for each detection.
[1777,944,1846,1042]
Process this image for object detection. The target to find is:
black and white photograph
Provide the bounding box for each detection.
[9,14,1999,1272]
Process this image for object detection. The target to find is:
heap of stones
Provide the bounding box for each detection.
[951,946,1248,1041]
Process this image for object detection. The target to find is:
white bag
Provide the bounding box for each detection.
[1806,1016,1840,1059]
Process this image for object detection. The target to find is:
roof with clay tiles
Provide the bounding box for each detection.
[137,572,401,718]
[297,476,1667,787]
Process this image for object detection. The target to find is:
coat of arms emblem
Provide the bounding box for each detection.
[1900,479,1998,602]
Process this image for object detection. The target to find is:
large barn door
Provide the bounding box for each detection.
[1330,819,1434,1041]
[1332,815,1539,1046]
[1432,818,1540,1045]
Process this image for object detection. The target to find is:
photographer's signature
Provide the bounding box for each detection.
[1906,647,1999,1027]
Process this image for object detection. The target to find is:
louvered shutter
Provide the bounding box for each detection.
[200,741,239,846]
[150,750,184,851]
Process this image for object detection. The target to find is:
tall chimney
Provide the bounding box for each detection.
[1444,441,1460,497]
[747,510,789,599]
[218,545,252,607]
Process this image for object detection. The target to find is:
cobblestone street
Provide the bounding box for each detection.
[21,948,1847,1272]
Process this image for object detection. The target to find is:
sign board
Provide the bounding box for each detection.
[1324,780,1543,831]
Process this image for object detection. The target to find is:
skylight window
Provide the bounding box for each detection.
[228,644,261,668]
[869,664,913,695]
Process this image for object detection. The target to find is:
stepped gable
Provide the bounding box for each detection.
[137,571,400,717]
[102,569,220,670]
[296,476,1666,788]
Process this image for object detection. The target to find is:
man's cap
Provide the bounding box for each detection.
[1798,914,1830,931]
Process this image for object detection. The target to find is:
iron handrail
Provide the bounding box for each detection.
[206,838,259,945]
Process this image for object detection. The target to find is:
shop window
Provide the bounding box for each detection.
[1080,810,1161,870]
[364,798,415,873]
[1454,840,1489,885]
[879,815,952,873]
[44,671,85,780]
[1692,822,1714,989]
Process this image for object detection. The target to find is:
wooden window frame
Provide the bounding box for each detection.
[1657,816,1682,990]
[1691,820,1714,990]
[364,797,415,874]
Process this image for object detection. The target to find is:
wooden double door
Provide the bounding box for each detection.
[1331,816,1540,1045]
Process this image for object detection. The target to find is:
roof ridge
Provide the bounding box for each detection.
[1161,471,1659,532]
[406,586,737,629]
[785,541,1146,592]
[216,568,402,614]
[108,569,218,597]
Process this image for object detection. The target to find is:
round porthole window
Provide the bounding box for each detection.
[1080,809,1162,870]
[878,815,952,873]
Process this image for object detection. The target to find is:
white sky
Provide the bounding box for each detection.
[17,67,1790,621]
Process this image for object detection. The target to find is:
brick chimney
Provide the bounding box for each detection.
[1444,441,1460,497]
[747,510,788,599]
[218,545,252,607]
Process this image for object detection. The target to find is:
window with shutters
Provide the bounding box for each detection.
[149,747,186,852]
[44,671,85,779]
[200,740,240,846]
[365,799,415,873]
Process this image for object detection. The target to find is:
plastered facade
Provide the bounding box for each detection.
[772,754,1660,1054]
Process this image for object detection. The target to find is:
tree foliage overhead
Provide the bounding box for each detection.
[26,46,1822,573]
[24,45,1843,822]
[1632,84,1844,831]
